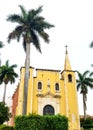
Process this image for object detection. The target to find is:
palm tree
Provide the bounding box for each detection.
[7,5,54,114]
[0,60,18,102]
[76,70,93,120]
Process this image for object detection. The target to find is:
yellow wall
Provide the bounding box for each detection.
[62,71,80,130]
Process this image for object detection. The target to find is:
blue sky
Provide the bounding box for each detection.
[0,0,93,116]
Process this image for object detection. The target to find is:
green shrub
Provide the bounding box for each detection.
[0,102,11,124]
[15,114,45,130]
[0,125,14,130]
[80,117,93,129]
[14,114,68,130]
[43,115,68,130]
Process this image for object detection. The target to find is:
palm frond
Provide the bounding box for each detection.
[90,71,93,76]
[77,83,81,91]
[84,82,93,89]
[28,6,43,18]
[19,5,27,21]
[0,41,4,48]
[89,41,93,48]
[15,26,23,42]
[35,6,43,15]
[7,25,23,43]
[33,16,54,31]
[38,31,49,43]
[83,70,90,77]
[10,64,17,68]
[5,60,9,66]
[7,14,23,24]
[39,21,55,29]
[76,71,83,81]
[7,31,17,43]
[91,64,93,67]
[31,30,41,53]
[85,77,93,82]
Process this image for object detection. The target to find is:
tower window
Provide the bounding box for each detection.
[68,74,72,82]
[55,83,59,91]
[38,82,42,90]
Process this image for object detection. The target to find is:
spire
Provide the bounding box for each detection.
[64,45,72,70]
[65,45,68,54]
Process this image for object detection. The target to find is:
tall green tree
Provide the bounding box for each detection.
[76,70,93,120]
[7,5,54,115]
[0,102,11,124]
[0,60,18,102]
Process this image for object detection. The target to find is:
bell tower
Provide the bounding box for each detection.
[61,45,80,130]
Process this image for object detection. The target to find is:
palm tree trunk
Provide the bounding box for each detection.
[83,94,87,120]
[22,43,30,115]
[3,83,7,102]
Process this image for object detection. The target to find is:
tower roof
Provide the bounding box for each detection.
[64,45,72,70]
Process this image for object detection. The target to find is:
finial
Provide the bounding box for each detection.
[65,45,68,54]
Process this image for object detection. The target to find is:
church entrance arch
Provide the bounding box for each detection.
[43,105,55,115]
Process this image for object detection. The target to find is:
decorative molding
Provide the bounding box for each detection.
[36,92,61,98]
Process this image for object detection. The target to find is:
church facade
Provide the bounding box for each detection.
[12,50,80,130]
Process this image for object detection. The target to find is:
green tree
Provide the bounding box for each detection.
[76,70,93,120]
[7,5,54,115]
[0,60,18,102]
[0,102,11,124]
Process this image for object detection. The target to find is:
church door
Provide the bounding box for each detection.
[43,105,55,115]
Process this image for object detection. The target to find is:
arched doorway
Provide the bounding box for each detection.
[43,105,55,115]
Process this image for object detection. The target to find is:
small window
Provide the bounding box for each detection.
[38,82,42,90]
[55,83,59,91]
[68,74,72,82]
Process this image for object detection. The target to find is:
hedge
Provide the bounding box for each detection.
[80,117,93,129]
[0,125,14,130]
[14,114,68,130]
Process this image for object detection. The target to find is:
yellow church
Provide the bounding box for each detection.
[12,48,80,130]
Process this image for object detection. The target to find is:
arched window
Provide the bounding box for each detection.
[43,105,55,115]
[55,83,59,91]
[38,82,42,90]
[68,74,72,82]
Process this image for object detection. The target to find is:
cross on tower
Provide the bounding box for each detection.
[65,45,68,54]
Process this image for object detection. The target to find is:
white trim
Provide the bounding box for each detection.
[38,96,60,115]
